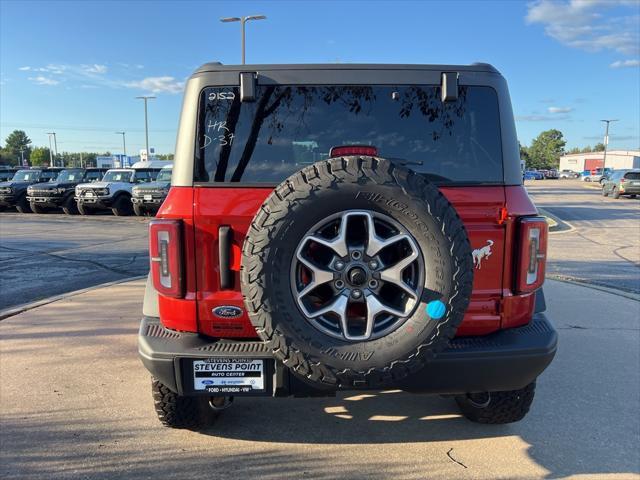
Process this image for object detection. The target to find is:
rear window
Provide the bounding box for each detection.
[624,172,640,180]
[195,85,503,184]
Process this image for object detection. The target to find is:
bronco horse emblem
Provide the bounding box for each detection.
[472,240,494,269]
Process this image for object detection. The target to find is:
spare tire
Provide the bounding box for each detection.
[241,156,473,388]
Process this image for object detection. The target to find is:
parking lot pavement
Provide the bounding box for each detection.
[526,179,640,294]
[0,213,149,310]
[1,279,638,480]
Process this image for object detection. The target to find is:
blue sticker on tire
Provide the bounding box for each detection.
[426,300,446,319]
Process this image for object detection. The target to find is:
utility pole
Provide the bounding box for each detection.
[47,133,54,167]
[220,15,267,64]
[135,97,155,162]
[19,148,25,166]
[601,119,619,171]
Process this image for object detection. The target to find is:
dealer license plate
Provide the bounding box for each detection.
[193,358,265,393]
[144,194,152,201]
[85,191,94,197]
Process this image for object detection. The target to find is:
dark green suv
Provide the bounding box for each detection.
[601,169,640,199]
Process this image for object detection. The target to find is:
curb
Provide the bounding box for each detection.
[0,275,147,321]
[547,275,640,302]
[538,208,575,234]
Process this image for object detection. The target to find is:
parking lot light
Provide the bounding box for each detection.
[220,15,267,64]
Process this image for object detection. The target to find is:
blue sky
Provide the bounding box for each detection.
[1,0,639,155]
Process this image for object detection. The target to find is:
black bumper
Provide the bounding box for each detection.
[138,314,557,397]
[0,195,16,206]
[76,197,113,208]
[26,196,63,207]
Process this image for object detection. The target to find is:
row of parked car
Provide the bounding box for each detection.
[0,161,172,216]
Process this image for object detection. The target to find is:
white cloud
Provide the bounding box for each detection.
[610,59,640,68]
[81,64,108,74]
[125,76,184,94]
[548,106,574,113]
[526,0,640,55]
[18,66,31,71]
[516,114,571,122]
[28,76,59,86]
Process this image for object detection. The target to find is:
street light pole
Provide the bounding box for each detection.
[135,97,155,162]
[47,133,54,167]
[220,15,267,64]
[115,131,127,157]
[19,148,25,166]
[600,119,619,171]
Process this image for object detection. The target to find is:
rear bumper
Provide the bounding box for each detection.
[138,314,558,396]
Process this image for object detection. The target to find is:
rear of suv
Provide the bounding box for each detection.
[601,169,640,199]
[138,63,557,429]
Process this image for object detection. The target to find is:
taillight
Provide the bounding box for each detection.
[329,145,378,157]
[515,217,548,293]
[620,177,626,183]
[149,219,184,298]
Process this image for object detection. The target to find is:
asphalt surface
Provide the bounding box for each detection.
[527,179,640,294]
[1,278,638,479]
[0,212,149,310]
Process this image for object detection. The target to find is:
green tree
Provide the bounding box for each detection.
[581,146,592,153]
[567,147,581,154]
[519,141,530,166]
[593,143,605,152]
[3,130,32,165]
[30,147,52,166]
[528,129,566,169]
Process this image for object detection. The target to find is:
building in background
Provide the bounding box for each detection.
[95,154,137,169]
[559,150,640,172]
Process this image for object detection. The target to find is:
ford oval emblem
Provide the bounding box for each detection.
[212,305,243,318]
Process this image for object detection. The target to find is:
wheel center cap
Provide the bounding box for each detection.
[347,267,367,286]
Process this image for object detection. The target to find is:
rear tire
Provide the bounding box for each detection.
[455,382,536,424]
[151,377,217,429]
[78,204,94,215]
[62,196,79,215]
[612,187,621,199]
[111,195,133,216]
[15,195,32,213]
[133,204,146,216]
[30,202,46,214]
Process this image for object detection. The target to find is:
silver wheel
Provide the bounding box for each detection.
[291,210,424,341]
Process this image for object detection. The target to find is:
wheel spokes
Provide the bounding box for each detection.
[364,213,411,257]
[296,251,335,299]
[305,213,349,258]
[379,249,420,299]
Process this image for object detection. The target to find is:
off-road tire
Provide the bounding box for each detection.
[455,382,536,424]
[241,156,474,389]
[15,195,31,213]
[602,187,609,197]
[77,204,94,215]
[151,377,216,429]
[62,196,79,215]
[612,187,621,199]
[133,204,146,217]
[30,202,46,214]
[111,195,133,216]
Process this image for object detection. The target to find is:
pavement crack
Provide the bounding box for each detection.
[446,448,467,469]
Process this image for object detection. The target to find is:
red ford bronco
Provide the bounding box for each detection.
[138,63,557,428]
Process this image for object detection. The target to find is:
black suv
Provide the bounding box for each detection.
[0,168,63,213]
[0,167,18,182]
[26,168,108,214]
[131,165,172,216]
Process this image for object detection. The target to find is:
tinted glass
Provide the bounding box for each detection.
[12,170,40,181]
[624,171,640,180]
[134,170,154,182]
[85,171,104,181]
[196,85,503,184]
[56,169,84,182]
[156,169,172,182]
[42,171,59,181]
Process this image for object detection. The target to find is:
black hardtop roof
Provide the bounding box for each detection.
[193,62,500,76]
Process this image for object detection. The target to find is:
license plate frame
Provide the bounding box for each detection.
[181,357,274,396]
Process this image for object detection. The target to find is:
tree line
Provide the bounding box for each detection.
[520,129,604,170]
[0,130,174,167]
